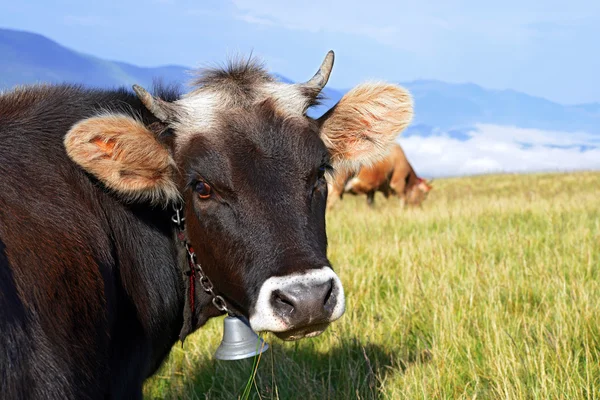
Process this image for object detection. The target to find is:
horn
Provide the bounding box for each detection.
[132,84,174,123]
[302,50,335,93]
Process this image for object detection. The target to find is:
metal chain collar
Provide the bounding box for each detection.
[171,204,229,313]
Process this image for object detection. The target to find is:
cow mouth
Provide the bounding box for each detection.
[273,322,330,341]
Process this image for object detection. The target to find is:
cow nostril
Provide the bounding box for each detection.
[323,279,334,307]
[271,290,295,316]
[323,279,334,311]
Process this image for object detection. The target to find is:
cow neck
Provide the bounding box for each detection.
[171,203,231,342]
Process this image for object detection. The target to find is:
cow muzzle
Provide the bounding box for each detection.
[249,267,345,340]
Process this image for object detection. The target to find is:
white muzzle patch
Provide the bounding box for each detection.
[249,267,345,333]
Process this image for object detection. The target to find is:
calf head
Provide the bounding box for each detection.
[65,52,413,340]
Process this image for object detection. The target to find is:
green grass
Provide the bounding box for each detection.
[144,171,600,399]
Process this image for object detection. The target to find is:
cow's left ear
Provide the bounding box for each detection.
[64,114,179,204]
[318,82,413,171]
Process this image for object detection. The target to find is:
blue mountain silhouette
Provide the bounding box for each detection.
[2,27,598,136]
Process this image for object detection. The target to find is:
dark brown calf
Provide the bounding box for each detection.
[0,52,413,399]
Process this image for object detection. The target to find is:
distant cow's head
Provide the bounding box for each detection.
[406,178,432,206]
[64,52,413,340]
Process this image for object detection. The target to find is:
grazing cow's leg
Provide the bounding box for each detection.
[326,182,342,210]
[366,190,376,207]
[389,169,408,200]
[381,170,395,199]
[380,183,391,199]
[326,170,353,210]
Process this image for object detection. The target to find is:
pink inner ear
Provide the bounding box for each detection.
[91,137,117,157]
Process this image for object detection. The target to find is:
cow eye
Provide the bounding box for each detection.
[195,181,212,199]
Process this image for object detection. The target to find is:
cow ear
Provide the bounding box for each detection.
[318,83,413,171]
[64,114,179,204]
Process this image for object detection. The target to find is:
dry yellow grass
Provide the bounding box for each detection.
[144,171,600,399]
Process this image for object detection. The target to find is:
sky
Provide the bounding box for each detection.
[400,124,600,177]
[2,0,599,177]
[0,0,598,105]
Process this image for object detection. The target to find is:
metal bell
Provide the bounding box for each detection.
[214,316,269,361]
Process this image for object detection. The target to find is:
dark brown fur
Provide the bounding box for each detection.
[0,84,190,399]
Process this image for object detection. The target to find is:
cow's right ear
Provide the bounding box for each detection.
[318,82,413,171]
[64,114,179,204]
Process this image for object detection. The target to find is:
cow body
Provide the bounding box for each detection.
[327,144,431,208]
[0,53,413,399]
[0,86,189,399]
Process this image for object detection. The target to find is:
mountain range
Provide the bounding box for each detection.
[1,27,599,137]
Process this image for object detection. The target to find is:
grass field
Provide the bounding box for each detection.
[144,171,600,399]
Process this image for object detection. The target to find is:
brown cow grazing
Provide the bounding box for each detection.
[327,143,431,208]
[0,51,413,399]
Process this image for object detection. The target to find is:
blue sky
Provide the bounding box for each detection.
[1,0,598,105]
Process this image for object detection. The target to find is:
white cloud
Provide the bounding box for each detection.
[399,124,600,177]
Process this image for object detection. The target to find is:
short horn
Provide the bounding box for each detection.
[303,50,335,92]
[132,84,173,122]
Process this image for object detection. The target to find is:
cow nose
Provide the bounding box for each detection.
[249,267,345,336]
[271,279,334,327]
